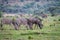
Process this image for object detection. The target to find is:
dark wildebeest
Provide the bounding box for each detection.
[27,17,43,29]
[0,18,19,30]
[12,17,29,30]
[40,12,47,18]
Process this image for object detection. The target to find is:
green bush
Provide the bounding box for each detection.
[28,36,33,39]
[58,19,60,21]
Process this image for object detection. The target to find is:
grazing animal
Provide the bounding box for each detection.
[27,17,43,29]
[12,17,29,30]
[0,18,18,30]
[1,18,12,24]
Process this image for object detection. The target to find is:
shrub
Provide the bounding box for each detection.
[28,36,33,39]
[58,19,60,21]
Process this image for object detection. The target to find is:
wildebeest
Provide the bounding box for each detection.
[12,17,29,30]
[0,18,18,30]
[27,17,43,29]
[40,12,48,18]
